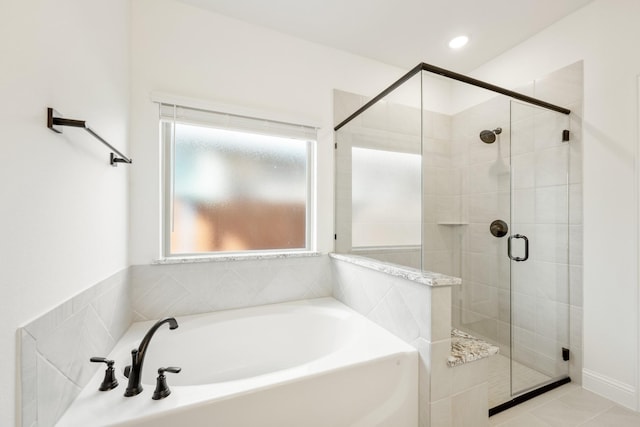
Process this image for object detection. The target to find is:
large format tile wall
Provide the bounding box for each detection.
[422,106,458,278]
[334,89,424,269]
[19,254,331,427]
[451,62,584,384]
[335,62,584,386]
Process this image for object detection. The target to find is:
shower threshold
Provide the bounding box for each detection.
[489,376,572,416]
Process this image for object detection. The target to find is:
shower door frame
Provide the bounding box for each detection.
[334,62,570,133]
[499,100,572,414]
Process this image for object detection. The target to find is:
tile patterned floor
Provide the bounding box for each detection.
[489,383,640,426]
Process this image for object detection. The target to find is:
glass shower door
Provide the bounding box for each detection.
[509,100,571,397]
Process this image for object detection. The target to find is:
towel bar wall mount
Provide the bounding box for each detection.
[47,108,132,166]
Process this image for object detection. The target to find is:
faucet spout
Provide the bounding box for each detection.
[124,317,178,397]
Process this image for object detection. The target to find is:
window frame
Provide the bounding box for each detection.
[159,102,317,260]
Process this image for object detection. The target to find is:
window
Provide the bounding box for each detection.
[160,103,316,257]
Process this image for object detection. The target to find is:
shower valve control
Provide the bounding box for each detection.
[490,220,508,238]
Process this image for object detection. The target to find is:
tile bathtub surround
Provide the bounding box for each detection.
[330,253,459,343]
[20,253,332,427]
[331,253,463,427]
[130,254,332,320]
[20,268,132,427]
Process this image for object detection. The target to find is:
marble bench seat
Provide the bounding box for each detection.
[448,329,499,367]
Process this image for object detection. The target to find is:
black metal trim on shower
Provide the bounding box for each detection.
[334,62,571,131]
[489,377,571,417]
[47,108,132,166]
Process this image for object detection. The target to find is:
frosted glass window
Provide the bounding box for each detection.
[161,105,314,256]
[352,147,421,247]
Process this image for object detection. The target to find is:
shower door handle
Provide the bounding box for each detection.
[508,234,529,262]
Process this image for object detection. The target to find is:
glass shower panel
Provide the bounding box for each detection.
[352,147,422,247]
[509,100,570,397]
[334,73,423,269]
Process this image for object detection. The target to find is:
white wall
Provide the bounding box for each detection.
[468,0,639,409]
[0,0,130,425]
[129,0,406,264]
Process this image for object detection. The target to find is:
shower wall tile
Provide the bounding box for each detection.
[513,188,536,223]
[432,113,452,141]
[570,265,583,307]
[333,89,365,126]
[569,184,583,224]
[510,152,536,189]
[533,224,569,264]
[535,145,570,187]
[533,109,570,150]
[388,103,422,136]
[569,225,583,266]
[535,185,569,224]
[569,139,583,185]
[466,193,499,223]
[534,61,583,108]
[468,135,510,165]
[535,261,570,305]
[423,250,455,277]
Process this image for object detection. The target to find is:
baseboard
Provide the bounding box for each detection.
[583,368,637,410]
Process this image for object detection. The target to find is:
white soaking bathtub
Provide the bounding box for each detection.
[57,298,418,427]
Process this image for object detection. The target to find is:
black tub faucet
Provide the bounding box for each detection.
[124,317,178,397]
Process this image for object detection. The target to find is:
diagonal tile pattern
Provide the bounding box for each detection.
[21,254,331,426]
[130,255,332,320]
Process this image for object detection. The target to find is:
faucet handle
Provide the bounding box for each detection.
[90,357,119,391]
[152,366,181,400]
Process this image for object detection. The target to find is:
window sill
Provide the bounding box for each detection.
[153,251,321,265]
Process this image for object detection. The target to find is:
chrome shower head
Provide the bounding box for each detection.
[479,127,502,144]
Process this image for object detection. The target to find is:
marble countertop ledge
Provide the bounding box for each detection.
[154,251,321,264]
[329,253,461,287]
[448,328,499,367]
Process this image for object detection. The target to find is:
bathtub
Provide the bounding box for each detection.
[56,298,418,426]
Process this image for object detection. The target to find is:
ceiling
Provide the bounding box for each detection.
[177,0,593,72]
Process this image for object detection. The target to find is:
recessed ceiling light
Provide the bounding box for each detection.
[448,35,469,49]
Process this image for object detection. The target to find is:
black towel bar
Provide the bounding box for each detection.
[47,108,132,166]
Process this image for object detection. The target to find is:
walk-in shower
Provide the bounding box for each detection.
[334,61,582,415]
